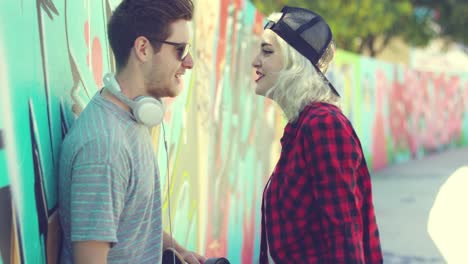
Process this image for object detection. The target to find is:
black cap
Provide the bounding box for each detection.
[264,6,340,97]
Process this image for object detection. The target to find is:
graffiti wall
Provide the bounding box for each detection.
[0,0,280,263]
[329,50,468,170]
[0,1,467,264]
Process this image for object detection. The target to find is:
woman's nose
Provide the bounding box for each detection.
[251,55,260,68]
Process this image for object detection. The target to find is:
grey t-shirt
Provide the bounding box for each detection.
[58,91,162,263]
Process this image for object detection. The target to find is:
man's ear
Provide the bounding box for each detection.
[133,36,153,62]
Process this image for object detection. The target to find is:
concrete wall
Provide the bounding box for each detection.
[1,1,467,263]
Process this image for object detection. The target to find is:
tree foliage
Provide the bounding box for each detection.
[412,0,468,45]
[251,0,467,56]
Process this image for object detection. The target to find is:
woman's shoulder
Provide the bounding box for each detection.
[301,102,349,125]
[297,102,361,145]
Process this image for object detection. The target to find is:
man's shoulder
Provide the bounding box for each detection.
[62,115,125,157]
[63,124,127,154]
[66,97,131,141]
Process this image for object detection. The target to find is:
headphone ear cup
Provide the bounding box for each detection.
[133,97,165,127]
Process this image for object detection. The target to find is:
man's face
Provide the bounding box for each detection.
[145,19,194,98]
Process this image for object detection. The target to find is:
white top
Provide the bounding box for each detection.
[264,179,276,264]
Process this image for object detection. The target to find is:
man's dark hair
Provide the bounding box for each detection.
[107,0,194,70]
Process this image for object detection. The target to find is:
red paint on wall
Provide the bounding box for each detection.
[242,202,256,264]
[371,69,388,169]
[389,69,466,157]
[214,0,230,96]
[84,21,90,66]
[91,37,103,88]
[253,11,263,36]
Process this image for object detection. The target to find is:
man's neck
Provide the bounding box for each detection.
[101,67,141,112]
[100,88,131,112]
[114,68,146,99]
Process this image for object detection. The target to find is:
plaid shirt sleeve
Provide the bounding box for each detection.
[302,112,366,263]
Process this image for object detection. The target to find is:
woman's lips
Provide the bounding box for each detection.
[255,71,264,82]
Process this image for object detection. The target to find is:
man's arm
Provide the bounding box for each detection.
[68,159,124,264]
[73,241,110,264]
[163,231,207,264]
[163,231,183,252]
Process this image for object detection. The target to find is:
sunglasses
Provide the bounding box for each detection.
[152,39,191,61]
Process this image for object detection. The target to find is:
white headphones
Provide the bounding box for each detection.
[103,73,165,127]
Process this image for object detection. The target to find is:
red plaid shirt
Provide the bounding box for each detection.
[260,102,382,264]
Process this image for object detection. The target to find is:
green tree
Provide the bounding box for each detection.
[251,0,439,56]
[411,0,468,45]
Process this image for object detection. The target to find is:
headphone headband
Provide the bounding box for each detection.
[103,73,165,127]
[103,73,137,108]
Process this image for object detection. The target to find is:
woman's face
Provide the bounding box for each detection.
[252,29,284,97]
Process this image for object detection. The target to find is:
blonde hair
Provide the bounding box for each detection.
[265,13,340,122]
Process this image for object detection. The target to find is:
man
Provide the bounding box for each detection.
[58,0,206,263]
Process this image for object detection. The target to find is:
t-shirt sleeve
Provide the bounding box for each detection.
[70,148,128,243]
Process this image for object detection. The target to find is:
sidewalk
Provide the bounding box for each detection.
[371,147,468,263]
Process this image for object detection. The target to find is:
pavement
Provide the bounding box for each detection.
[371,147,468,264]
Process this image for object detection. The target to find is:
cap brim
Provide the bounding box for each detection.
[312,64,340,97]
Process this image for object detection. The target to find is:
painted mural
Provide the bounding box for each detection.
[329,50,468,170]
[0,1,467,264]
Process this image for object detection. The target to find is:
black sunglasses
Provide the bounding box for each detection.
[152,40,191,61]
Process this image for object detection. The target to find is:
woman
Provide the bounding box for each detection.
[252,6,383,263]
